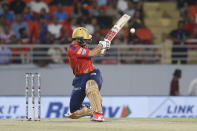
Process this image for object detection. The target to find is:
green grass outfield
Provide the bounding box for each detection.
[0,118,197,131]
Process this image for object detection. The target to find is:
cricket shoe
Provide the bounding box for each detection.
[91,113,104,122]
[64,112,72,118]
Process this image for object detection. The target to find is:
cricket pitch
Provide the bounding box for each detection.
[0,118,197,131]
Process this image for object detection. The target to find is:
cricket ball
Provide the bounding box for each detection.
[130,28,135,33]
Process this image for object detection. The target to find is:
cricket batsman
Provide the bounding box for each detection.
[64,27,110,122]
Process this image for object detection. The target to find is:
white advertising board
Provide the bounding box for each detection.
[0,96,197,119]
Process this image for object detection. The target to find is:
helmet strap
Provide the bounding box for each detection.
[77,37,86,47]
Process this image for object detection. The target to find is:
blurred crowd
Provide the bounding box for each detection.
[1,0,197,65]
[177,0,197,39]
[0,0,153,65]
[167,0,197,65]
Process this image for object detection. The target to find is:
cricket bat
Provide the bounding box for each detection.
[101,14,131,55]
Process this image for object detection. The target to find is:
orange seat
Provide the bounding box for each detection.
[42,0,52,4]
[100,5,111,11]
[46,21,52,25]
[8,0,33,3]
[135,28,152,43]
[7,21,13,27]
[184,23,195,35]
[63,6,74,16]
[5,0,12,3]
[26,21,39,43]
[100,29,110,35]
[49,6,57,16]
[23,0,32,3]
[50,6,74,17]
[83,5,93,10]
[61,20,73,37]
[189,6,197,21]
[101,60,118,64]
[123,29,129,38]
[6,0,32,3]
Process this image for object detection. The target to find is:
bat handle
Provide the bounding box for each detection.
[100,49,106,55]
[100,39,110,55]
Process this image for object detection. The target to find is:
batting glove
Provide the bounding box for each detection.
[99,40,111,49]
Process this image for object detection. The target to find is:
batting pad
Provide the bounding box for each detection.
[68,106,93,119]
[86,80,103,114]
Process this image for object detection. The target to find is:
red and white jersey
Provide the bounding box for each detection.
[67,42,95,75]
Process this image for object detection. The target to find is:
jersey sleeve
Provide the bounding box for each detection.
[68,45,90,58]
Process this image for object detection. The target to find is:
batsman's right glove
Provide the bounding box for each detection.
[99,40,111,49]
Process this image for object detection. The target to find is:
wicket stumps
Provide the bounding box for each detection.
[25,73,41,121]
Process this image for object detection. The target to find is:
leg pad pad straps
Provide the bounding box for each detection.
[86,80,103,114]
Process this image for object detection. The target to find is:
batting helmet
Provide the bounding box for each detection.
[72,27,92,40]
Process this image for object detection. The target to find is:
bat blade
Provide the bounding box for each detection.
[101,14,131,55]
[105,14,131,42]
